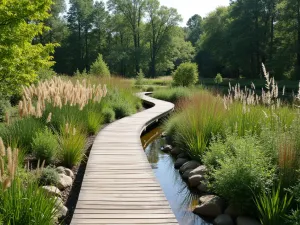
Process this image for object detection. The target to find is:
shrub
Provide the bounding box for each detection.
[111,101,134,119]
[59,123,86,168]
[102,107,116,123]
[32,129,59,164]
[90,54,110,77]
[0,179,58,225]
[38,167,59,186]
[172,62,198,87]
[254,183,292,225]
[36,68,56,81]
[209,134,275,213]
[146,86,154,92]
[135,69,145,86]
[214,73,223,85]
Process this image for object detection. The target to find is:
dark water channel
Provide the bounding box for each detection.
[141,127,211,225]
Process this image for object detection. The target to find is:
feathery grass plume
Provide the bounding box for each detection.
[0,137,5,157]
[0,141,19,190]
[46,112,52,123]
[19,77,108,118]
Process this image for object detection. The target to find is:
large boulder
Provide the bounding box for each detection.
[179,161,201,174]
[56,166,74,179]
[57,174,73,190]
[197,182,208,193]
[188,175,205,187]
[170,147,181,156]
[224,204,244,218]
[42,186,61,197]
[162,145,172,153]
[213,214,234,225]
[174,158,189,169]
[177,152,188,159]
[236,217,261,225]
[54,197,68,218]
[193,195,225,217]
[189,165,208,176]
[182,169,193,180]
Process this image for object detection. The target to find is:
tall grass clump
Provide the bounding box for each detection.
[152,87,195,104]
[58,123,86,168]
[0,179,58,225]
[167,91,226,160]
[254,183,292,225]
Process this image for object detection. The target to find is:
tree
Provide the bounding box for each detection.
[90,54,111,77]
[0,0,56,96]
[108,0,146,74]
[173,62,199,87]
[145,0,182,77]
[186,14,202,46]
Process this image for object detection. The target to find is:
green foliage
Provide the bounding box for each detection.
[58,124,86,168]
[36,68,56,81]
[32,129,59,164]
[90,54,110,77]
[214,73,223,84]
[38,167,59,186]
[0,117,44,153]
[0,0,56,96]
[0,95,11,122]
[254,184,292,225]
[0,179,58,225]
[152,87,195,103]
[209,134,275,212]
[173,62,199,87]
[135,69,145,85]
[102,107,116,123]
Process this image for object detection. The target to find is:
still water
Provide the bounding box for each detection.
[141,127,211,225]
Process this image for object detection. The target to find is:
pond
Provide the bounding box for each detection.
[141,126,211,225]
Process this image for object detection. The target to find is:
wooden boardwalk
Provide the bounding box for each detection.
[71,93,177,225]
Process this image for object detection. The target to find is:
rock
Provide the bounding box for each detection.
[179,160,201,174]
[236,217,261,225]
[189,165,208,176]
[54,197,68,218]
[170,147,181,156]
[188,175,205,187]
[213,214,234,225]
[177,152,187,159]
[57,174,73,190]
[162,145,172,153]
[174,158,189,169]
[193,195,225,217]
[56,166,74,179]
[182,169,193,180]
[42,186,61,197]
[197,182,208,193]
[224,204,244,218]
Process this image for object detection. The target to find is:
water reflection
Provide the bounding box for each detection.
[141,127,211,225]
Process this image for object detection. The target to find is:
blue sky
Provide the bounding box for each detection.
[66,0,230,26]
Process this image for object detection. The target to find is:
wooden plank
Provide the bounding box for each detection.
[71,93,176,225]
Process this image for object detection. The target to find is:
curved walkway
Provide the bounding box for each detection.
[71,93,177,224]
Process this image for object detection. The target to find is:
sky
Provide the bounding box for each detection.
[66,0,230,26]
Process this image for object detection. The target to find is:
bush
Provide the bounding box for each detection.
[0,179,58,225]
[102,107,116,123]
[38,167,59,186]
[172,62,198,87]
[36,68,56,81]
[146,86,154,92]
[214,73,223,85]
[111,101,135,119]
[32,129,59,164]
[90,54,110,77]
[59,124,86,168]
[209,134,275,213]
